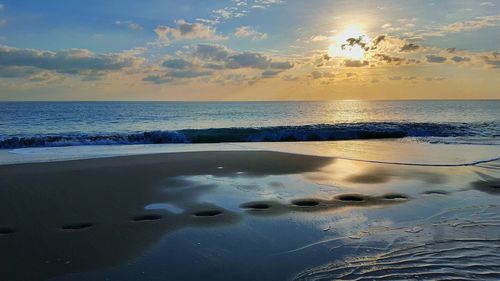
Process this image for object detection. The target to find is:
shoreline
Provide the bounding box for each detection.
[2,139,500,166]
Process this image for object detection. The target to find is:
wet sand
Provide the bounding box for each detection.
[1,148,500,280]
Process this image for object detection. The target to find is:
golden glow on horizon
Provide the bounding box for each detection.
[328,24,369,60]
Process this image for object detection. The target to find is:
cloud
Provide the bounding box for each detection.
[142,69,213,84]
[344,59,369,67]
[481,53,500,68]
[143,43,293,85]
[193,44,231,60]
[212,7,245,21]
[388,76,402,80]
[261,70,280,78]
[400,43,419,51]
[0,66,39,78]
[372,35,386,47]
[234,26,268,40]
[154,19,225,46]
[142,75,174,84]
[193,44,293,70]
[162,58,194,69]
[373,54,404,64]
[419,15,500,37]
[310,71,334,79]
[0,45,139,75]
[226,53,272,69]
[451,56,470,63]
[311,71,322,79]
[389,76,416,81]
[425,77,446,81]
[341,36,369,51]
[270,61,293,69]
[115,20,143,31]
[480,2,495,7]
[426,55,447,63]
[252,0,285,9]
[310,35,329,42]
[28,71,65,83]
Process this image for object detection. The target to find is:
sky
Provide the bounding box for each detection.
[0,0,499,101]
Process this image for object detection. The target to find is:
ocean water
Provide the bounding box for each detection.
[0,100,499,148]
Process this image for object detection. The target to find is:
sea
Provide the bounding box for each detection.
[0,100,499,148]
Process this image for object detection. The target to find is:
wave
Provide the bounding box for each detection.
[0,122,496,149]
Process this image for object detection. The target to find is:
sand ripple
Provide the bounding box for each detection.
[294,239,500,281]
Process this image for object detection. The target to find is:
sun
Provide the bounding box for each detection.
[328,24,369,60]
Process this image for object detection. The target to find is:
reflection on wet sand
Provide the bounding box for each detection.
[0,151,500,281]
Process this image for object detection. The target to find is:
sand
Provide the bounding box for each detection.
[1,149,500,280]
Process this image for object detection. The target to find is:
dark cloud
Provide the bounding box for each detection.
[143,75,175,84]
[142,68,213,84]
[400,43,419,51]
[162,58,194,69]
[270,61,294,69]
[310,71,335,79]
[482,54,500,68]
[261,70,280,78]
[168,69,213,78]
[426,55,447,63]
[451,56,470,63]
[0,45,137,75]
[372,35,386,48]
[373,54,404,64]
[0,66,40,78]
[193,44,293,70]
[341,36,370,51]
[193,44,230,61]
[344,59,369,67]
[226,53,271,69]
[145,44,293,85]
[311,71,322,79]
[390,76,416,81]
[203,63,225,69]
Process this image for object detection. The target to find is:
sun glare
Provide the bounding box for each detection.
[328,24,369,60]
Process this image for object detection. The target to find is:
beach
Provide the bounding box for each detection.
[1,140,500,280]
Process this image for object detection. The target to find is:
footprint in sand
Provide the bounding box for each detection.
[422,190,449,196]
[240,202,271,210]
[0,227,15,235]
[382,193,409,200]
[61,223,93,230]
[192,210,222,217]
[335,194,366,202]
[131,214,162,222]
[291,199,321,207]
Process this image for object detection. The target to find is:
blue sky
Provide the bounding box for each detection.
[0,0,499,100]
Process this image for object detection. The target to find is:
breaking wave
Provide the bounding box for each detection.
[0,122,496,148]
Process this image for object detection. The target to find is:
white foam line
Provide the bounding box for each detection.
[331,156,500,167]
